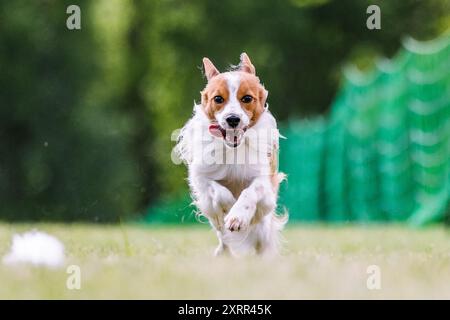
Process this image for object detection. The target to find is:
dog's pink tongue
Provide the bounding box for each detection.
[208,124,223,138]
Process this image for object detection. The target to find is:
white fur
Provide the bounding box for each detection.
[177,73,286,257]
[2,230,65,268]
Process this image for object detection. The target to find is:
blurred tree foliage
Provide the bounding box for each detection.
[0,0,448,221]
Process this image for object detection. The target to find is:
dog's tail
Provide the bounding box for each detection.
[273,206,288,231]
[271,207,288,255]
[273,172,288,254]
[276,172,287,185]
[274,171,288,228]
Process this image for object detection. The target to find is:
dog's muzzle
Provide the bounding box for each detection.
[208,124,247,148]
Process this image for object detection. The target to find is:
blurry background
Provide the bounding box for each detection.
[0,0,448,224]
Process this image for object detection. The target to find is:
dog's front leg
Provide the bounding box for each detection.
[224,176,276,232]
[193,179,235,223]
[190,171,236,229]
[191,176,236,255]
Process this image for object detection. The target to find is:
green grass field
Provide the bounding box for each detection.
[1,223,449,299]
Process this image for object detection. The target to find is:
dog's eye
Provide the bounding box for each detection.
[241,95,253,103]
[213,96,224,104]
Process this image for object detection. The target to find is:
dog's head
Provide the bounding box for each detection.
[200,53,268,148]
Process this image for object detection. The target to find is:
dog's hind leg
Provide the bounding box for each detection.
[214,231,229,256]
[254,214,286,257]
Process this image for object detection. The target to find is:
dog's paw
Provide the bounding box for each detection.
[224,211,250,232]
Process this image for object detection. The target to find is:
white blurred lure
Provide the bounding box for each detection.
[2,230,65,268]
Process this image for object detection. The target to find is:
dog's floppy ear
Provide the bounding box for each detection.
[239,52,256,75]
[202,57,220,81]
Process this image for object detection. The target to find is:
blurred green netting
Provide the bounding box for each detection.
[145,34,450,226]
[281,34,450,225]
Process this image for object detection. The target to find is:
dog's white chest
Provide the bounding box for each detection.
[212,163,260,197]
[197,162,260,182]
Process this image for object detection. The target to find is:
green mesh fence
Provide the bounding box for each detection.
[145,34,450,226]
[281,34,450,225]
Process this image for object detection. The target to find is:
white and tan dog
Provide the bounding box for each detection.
[176,53,286,257]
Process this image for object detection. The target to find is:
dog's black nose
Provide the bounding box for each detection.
[226,115,240,128]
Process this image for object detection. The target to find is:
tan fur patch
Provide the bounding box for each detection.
[236,72,267,126]
[201,75,229,121]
